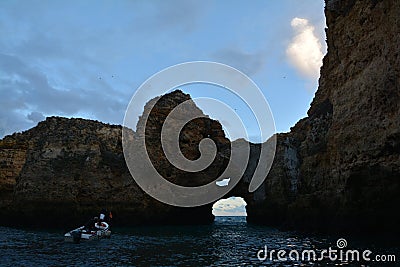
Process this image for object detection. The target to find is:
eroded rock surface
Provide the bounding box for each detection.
[0,91,230,227]
[249,0,400,233]
[0,0,399,233]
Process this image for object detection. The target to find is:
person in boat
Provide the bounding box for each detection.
[99,208,106,221]
[95,218,107,230]
[83,217,98,232]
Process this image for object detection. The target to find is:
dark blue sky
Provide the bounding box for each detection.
[0,0,326,142]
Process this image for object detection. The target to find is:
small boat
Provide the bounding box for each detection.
[64,221,111,243]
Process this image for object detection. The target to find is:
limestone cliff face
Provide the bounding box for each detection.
[250,0,400,233]
[0,139,27,210]
[0,117,143,227]
[137,90,231,188]
[0,0,398,233]
[0,91,229,227]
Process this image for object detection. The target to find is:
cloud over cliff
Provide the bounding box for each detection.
[286,17,324,81]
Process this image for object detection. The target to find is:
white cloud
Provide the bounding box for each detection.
[212,196,247,216]
[286,17,324,81]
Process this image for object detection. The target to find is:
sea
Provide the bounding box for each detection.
[0,216,398,266]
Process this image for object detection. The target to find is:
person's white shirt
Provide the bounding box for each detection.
[99,213,105,220]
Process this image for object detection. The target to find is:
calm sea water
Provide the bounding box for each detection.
[0,216,398,266]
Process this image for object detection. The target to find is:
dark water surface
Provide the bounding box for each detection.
[0,217,398,266]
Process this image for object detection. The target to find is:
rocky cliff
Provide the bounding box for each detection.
[0,91,232,227]
[0,0,399,233]
[248,0,400,233]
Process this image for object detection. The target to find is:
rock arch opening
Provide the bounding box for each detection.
[212,196,247,218]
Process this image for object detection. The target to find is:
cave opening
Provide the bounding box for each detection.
[212,196,247,219]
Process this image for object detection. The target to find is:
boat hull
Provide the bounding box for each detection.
[64,223,111,243]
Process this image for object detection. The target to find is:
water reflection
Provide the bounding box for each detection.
[0,217,398,266]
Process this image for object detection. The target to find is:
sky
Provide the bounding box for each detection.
[1,1,327,215]
[0,0,326,140]
[212,196,247,217]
